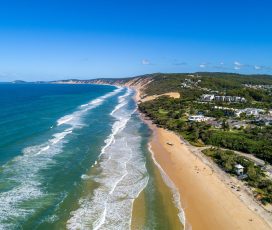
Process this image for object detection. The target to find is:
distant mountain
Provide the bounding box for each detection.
[51,73,159,87]
[10,80,48,84]
[12,80,28,84]
[51,72,272,96]
[48,72,272,102]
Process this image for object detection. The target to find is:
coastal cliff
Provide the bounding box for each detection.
[52,75,153,87]
[52,72,272,229]
[52,75,153,100]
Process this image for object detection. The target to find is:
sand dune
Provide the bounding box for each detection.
[140,92,180,102]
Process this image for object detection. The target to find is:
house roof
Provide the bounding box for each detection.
[235,164,244,169]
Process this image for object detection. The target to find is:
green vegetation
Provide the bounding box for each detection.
[202,128,272,163]
[203,148,272,204]
[136,72,272,164]
[98,71,272,204]
[135,72,272,109]
[198,72,272,91]
[141,72,272,97]
[139,96,272,163]
[95,71,272,204]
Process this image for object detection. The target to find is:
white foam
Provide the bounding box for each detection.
[81,174,91,180]
[80,103,89,108]
[148,143,186,227]
[57,87,122,127]
[22,128,74,158]
[0,87,122,229]
[109,88,131,116]
[50,128,73,145]
[0,149,56,229]
[110,102,127,116]
[57,115,74,126]
[118,88,132,103]
[67,89,149,230]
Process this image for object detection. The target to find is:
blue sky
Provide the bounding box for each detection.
[0,0,272,81]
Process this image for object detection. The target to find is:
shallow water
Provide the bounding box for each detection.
[0,84,184,229]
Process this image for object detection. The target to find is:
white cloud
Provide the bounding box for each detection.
[234,61,243,70]
[254,65,261,70]
[199,64,206,68]
[220,62,224,65]
[142,59,150,65]
[234,61,242,66]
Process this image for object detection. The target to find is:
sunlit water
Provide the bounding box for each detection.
[0,84,183,230]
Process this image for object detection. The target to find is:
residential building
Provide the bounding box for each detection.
[214,96,246,103]
[188,115,210,122]
[201,94,215,102]
[235,164,244,176]
[200,94,246,103]
[235,108,265,117]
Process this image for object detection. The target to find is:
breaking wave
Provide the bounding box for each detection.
[0,87,122,229]
[67,88,149,230]
[148,144,186,227]
[57,87,122,127]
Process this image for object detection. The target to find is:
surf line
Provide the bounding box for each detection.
[0,87,124,229]
[67,88,135,230]
[57,87,123,127]
[93,147,133,230]
[93,89,133,229]
[148,143,186,228]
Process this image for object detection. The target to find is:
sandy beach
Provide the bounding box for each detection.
[130,85,272,230]
[140,92,180,102]
[147,121,272,230]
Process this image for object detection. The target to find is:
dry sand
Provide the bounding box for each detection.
[148,122,271,230]
[88,83,271,229]
[140,92,180,102]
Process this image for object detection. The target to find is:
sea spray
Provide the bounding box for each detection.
[0,84,185,230]
[0,87,121,229]
[57,87,122,127]
[67,89,149,230]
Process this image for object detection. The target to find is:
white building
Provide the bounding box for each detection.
[214,95,246,103]
[188,115,209,122]
[235,108,265,117]
[235,164,244,176]
[201,94,215,102]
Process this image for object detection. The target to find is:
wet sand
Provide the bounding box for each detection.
[131,191,146,230]
[131,135,184,230]
[148,123,271,230]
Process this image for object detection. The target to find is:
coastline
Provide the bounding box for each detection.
[132,85,272,230]
[80,82,271,229]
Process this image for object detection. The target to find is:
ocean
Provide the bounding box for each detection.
[0,84,183,229]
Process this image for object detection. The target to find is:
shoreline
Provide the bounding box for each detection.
[131,85,272,230]
[147,142,186,228]
[147,122,271,230]
[84,83,271,229]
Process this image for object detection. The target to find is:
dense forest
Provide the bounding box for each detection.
[139,72,272,96]
[139,96,272,163]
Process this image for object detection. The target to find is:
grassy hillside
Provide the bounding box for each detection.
[141,72,272,95]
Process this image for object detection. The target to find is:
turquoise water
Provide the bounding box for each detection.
[0,84,183,229]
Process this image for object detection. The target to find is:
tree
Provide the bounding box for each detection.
[222,119,230,131]
[247,165,258,181]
